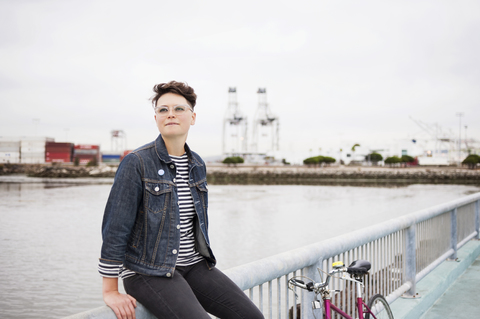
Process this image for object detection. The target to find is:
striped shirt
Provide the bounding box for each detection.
[98,153,203,279]
[171,153,204,266]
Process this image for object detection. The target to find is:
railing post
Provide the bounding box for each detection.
[475,200,480,240]
[403,224,417,297]
[449,208,458,260]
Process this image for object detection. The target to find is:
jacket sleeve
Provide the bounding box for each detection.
[99,152,144,268]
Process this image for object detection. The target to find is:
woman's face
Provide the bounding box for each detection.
[154,92,196,140]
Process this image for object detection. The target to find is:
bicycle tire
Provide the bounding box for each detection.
[364,294,394,319]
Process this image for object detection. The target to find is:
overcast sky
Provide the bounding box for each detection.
[1,0,479,161]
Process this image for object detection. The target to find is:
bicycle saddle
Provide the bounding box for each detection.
[347,260,371,275]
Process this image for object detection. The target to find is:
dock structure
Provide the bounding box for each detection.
[252,88,279,154]
[64,193,480,319]
[223,87,248,155]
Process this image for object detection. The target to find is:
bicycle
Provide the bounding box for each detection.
[288,260,394,319]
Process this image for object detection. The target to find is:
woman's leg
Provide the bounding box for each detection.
[123,272,211,319]
[183,261,265,319]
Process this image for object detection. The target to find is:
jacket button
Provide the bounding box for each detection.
[177,225,181,229]
[154,186,159,191]
[166,273,171,277]
[173,178,176,183]
[170,164,175,169]
[172,249,178,254]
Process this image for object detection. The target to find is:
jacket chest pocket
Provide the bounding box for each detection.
[145,182,172,214]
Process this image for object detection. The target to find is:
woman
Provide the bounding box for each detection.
[98,81,264,319]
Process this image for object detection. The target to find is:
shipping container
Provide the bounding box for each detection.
[0,152,20,164]
[74,145,100,155]
[74,149,99,155]
[20,155,46,164]
[21,141,47,148]
[45,142,74,163]
[75,144,100,150]
[0,151,20,157]
[74,144,100,165]
[46,142,73,150]
[46,153,72,163]
[21,151,45,157]
[20,137,51,152]
[21,147,46,153]
[0,142,21,152]
[20,141,46,146]
[102,154,121,163]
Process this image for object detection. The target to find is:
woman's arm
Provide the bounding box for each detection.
[103,277,137,319]
[100,153,144,264]
[100,153,143,318]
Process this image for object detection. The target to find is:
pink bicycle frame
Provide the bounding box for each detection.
[323,297,374,319]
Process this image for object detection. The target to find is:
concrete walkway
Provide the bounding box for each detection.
[390,240,480,319]
[420,254,480,319]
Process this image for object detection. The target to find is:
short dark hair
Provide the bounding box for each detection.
[150,81,197,109]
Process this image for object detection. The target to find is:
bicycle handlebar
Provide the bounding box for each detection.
[289,260,371,294]
[288,266,350,293]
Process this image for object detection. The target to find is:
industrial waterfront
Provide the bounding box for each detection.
[0,176,479,318]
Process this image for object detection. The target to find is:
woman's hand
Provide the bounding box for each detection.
[103,277,137,319]
[104,290,137,319]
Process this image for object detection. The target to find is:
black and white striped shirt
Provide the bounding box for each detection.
[98,153,203,279]
[171,153,204,267]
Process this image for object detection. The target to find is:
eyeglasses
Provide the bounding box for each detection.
[154,104,193,116]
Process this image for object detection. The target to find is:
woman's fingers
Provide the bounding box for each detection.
[127,294,137,307]
[105,291,137,319]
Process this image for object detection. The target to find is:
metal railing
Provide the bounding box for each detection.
[223,192,480,319]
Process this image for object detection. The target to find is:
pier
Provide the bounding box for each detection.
[65,192,480,319]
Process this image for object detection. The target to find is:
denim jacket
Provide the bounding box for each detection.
[99,134,216,277]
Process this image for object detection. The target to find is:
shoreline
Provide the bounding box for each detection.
[206,165,480,186]
[1,163,479,186]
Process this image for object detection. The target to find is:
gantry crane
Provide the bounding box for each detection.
[252,88,279,153]
[222,87,248,155]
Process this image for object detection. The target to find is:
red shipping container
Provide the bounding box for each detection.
[45,142,74,163]
[46,152,72,163]
[73,144,100,164]
[75,144,99,150]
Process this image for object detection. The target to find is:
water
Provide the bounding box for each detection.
[0,176,479,318]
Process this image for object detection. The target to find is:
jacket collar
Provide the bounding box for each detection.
[154,134,195,165]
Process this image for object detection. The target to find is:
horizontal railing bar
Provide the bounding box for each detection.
[457,232,478,250]
[415,249,454,283]
[385,282,412,304]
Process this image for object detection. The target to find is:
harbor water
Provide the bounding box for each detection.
[0,176,479,318]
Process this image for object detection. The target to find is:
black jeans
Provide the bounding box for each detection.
[123,261,264,319]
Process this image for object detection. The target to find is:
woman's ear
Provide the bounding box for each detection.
[191,112,196,126]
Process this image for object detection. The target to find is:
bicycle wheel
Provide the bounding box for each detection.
[364,294,394,319]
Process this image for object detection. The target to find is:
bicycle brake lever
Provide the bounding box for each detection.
[306,282,314,291]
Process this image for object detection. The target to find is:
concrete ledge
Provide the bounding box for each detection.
[389,240,480,319]
[63,303,157,319]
